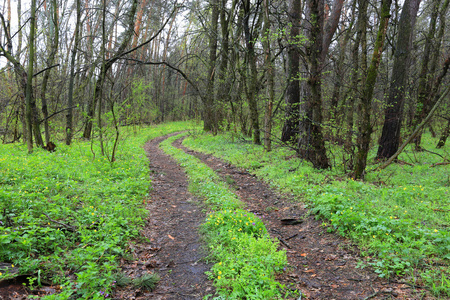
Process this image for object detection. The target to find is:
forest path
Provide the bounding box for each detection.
[117,133,429,299]
[116,133,214,299]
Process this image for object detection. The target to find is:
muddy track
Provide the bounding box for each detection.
[172,136,431,300]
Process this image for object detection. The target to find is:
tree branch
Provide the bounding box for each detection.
[40,106,78,124]
[33,64,60,77]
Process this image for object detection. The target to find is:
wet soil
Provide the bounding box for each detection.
[115,134,214,299]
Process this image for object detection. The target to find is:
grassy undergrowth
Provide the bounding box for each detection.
[160,134,294,299]
[184,131,450,297]
[0,121,196,299]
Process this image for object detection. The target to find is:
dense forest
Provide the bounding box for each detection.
[1,1,450,298]
[1,0,449,177]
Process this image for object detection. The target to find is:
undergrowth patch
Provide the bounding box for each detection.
[0,121,196,299]
[160,134,294,299]
[184,131,450,297]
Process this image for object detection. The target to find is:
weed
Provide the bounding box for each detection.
[132,273,160,291]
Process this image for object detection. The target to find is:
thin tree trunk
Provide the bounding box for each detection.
[242,0,261,144]
[41,0,59,144]
[413,0,449,148]
[262,0,273,151]
[66,0,81,145]
[25,0,38,153]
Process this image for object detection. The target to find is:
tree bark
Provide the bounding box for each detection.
[376,0,421,160]
[436,117,450,148]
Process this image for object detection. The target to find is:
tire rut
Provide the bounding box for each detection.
[116,134,214,299]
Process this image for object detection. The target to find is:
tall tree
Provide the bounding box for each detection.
[41,0,60,144]
[281,0,301,144]
[242,0,262,144]
[354,0,392,179]
[204,0,219,132]
[262,0,274,151]
[297,0,343,169]
[25,0,39,152]
[66,0,82,145]
[376,0,421,160]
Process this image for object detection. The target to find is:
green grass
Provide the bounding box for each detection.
[183,131,450,297]
[0,121,197,299]
[160,134,293,299]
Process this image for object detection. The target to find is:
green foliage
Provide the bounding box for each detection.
[183,131,450,296]
[0,121,196,299]
[160,134,290,299]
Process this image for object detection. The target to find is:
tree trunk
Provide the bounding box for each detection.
[281,0,301,144]
[376,0,421,160]
[262,0,274,151]
[343,0,368,171]
[354,0,392,179]
[242,0,261,145]
[25,0,36,152]
[204,0,219,132]
[437,117,450,148]
[66,0,81,145]
[41,0,59,145]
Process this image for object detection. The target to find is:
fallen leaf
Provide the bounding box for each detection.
[304,269,315,273]
[168,234,175,240]
[171,205,177,208]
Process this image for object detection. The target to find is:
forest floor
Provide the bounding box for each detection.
[116,134,431,300]
[0,133,432,299]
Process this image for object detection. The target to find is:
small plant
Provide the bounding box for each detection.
[112,272,132,287]
[132,273,160,291]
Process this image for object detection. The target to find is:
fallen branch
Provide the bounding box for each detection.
[431,162,450,168]
[277,236,291,249]
[42,213,76,232]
